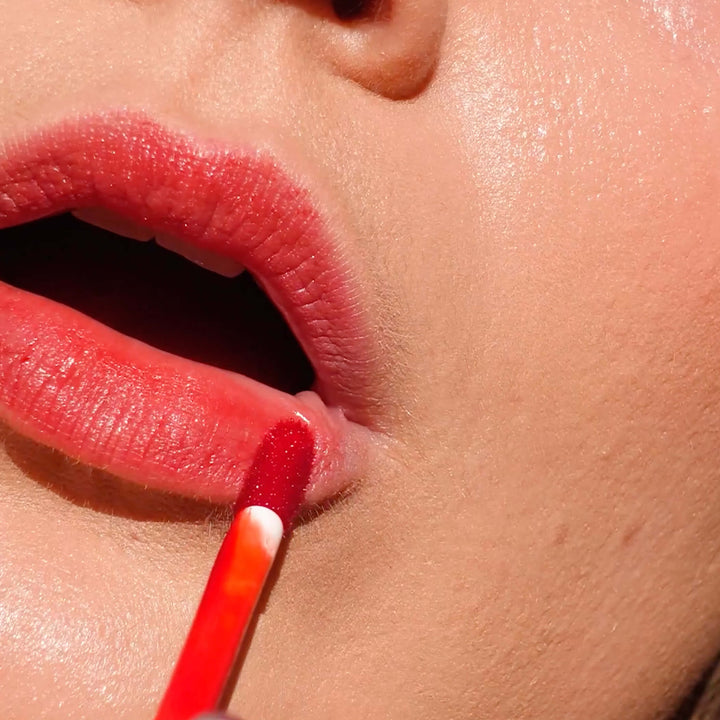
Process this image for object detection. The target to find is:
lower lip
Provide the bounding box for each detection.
[0,281,367,503]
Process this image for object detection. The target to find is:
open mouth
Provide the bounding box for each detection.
[0,112,377,507]
[0,212,315,395]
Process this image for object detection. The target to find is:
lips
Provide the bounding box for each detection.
[0,112,378,506]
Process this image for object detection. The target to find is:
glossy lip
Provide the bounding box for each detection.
[0,112,379,504]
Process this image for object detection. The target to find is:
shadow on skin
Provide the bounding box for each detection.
[0,422,229,523]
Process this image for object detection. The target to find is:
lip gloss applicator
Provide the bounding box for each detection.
[154,418,316,720]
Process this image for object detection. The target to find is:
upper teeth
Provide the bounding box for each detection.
[72,207,154,241]
[155,233,245,278]
[71,208,246,278]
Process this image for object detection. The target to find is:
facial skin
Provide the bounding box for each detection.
[0,1,719,719]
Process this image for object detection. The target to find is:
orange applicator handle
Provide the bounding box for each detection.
[155,505,283,720]
[154,420,315,720]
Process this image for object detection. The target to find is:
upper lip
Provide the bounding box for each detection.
[0,111,378,505]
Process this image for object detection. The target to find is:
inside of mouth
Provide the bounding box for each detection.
[0,213,314,394]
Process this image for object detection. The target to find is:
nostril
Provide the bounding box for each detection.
[331,0,384,21]
[331,0,366,20]
[320,0,446,100]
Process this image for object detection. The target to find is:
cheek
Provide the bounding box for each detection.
[412,0,720,421]
[382,9,720,709]
[382,0,720,637]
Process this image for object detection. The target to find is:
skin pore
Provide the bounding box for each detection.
[0,1,719,719]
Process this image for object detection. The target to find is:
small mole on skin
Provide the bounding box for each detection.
[622,523,643,547]
[554,524,570,546]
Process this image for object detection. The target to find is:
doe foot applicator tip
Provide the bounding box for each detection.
[237,418,316,528]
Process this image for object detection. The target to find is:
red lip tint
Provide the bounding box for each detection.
[154,419,315,720]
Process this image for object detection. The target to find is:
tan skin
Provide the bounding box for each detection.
[0,1,719,718]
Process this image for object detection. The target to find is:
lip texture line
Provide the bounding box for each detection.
[0,112,376,502]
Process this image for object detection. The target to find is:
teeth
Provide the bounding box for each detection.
[72,207,246,278]
[155,233,245,278]
[72,207,154,241]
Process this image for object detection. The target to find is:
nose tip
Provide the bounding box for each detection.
[317,0,447,99]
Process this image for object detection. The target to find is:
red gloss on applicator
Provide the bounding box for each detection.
[154,419,315,720]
